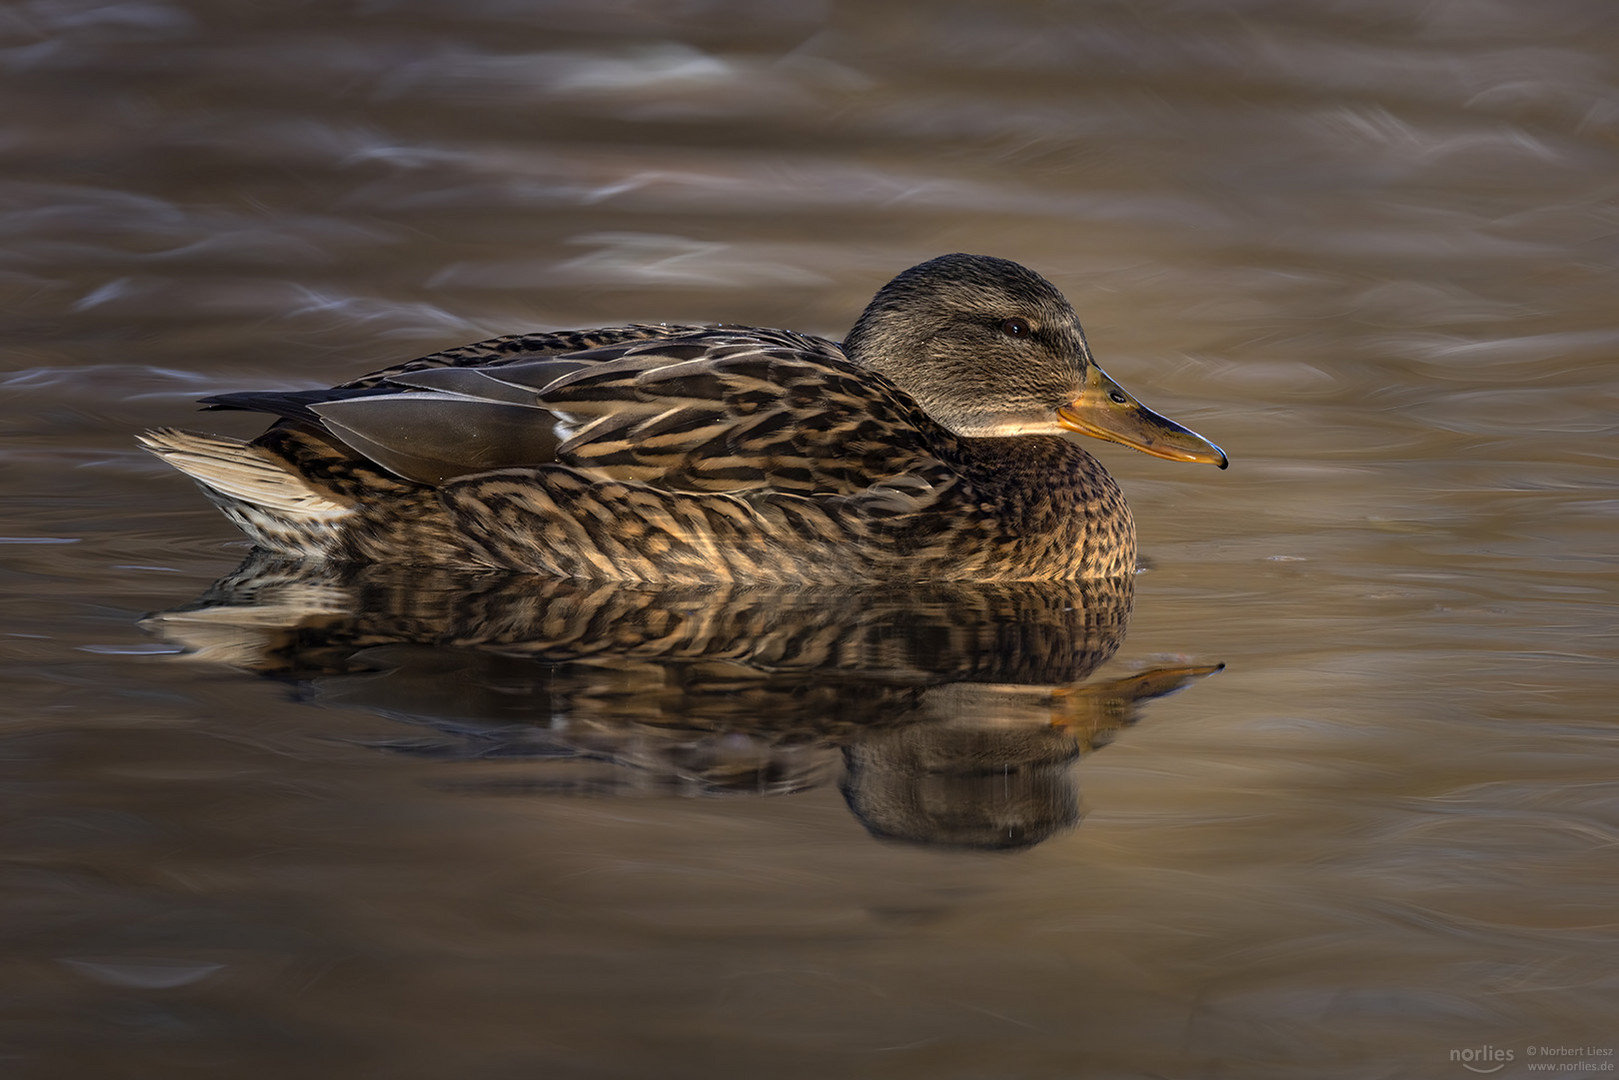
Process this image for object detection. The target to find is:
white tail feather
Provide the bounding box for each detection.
[138,428,349,521]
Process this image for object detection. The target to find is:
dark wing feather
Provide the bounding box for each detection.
[222,326,957,497]
[384,363,588,402]
[201,386,400,425]
[309,394,564,486]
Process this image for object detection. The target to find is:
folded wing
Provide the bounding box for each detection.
[202,327,954,496]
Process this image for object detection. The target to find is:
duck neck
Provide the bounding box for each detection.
[945,435,1138,580]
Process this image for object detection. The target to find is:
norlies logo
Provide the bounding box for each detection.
[1451,1046,1514,1073]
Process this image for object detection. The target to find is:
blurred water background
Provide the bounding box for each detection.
[2,1,1616,1077]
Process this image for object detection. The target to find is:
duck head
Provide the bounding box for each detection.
[842,253,1227,468]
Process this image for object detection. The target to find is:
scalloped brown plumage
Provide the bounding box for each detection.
[140,254,1225,582]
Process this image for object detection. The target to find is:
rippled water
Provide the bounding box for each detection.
[4,1,1616,1077]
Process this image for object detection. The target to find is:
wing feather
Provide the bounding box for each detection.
[216,326,956,498]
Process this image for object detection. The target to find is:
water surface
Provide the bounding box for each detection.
[3,1,1616,1077]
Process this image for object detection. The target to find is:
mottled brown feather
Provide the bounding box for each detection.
[141,256,1215,583]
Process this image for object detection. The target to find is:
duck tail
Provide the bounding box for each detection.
[138,428,353,558]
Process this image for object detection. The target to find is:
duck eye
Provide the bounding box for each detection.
[1000,317,1030,338]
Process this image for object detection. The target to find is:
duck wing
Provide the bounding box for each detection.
[333,323,710,389]
[204,327,955,496]
[531,328,951,496]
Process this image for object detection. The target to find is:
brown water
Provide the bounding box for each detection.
[4,1,1616,1077]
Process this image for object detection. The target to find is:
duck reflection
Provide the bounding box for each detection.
[145,555,1218,850]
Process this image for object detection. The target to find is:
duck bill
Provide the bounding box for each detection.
[1056,365,1228,468]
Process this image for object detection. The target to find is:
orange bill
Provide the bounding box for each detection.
[1056,365,1227,468]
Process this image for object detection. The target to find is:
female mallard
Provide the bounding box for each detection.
[140,254,1225,583]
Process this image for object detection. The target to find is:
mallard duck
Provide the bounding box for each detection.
[140,254,1225,582]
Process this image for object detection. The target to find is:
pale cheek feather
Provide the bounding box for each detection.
[942,415,1070,439]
